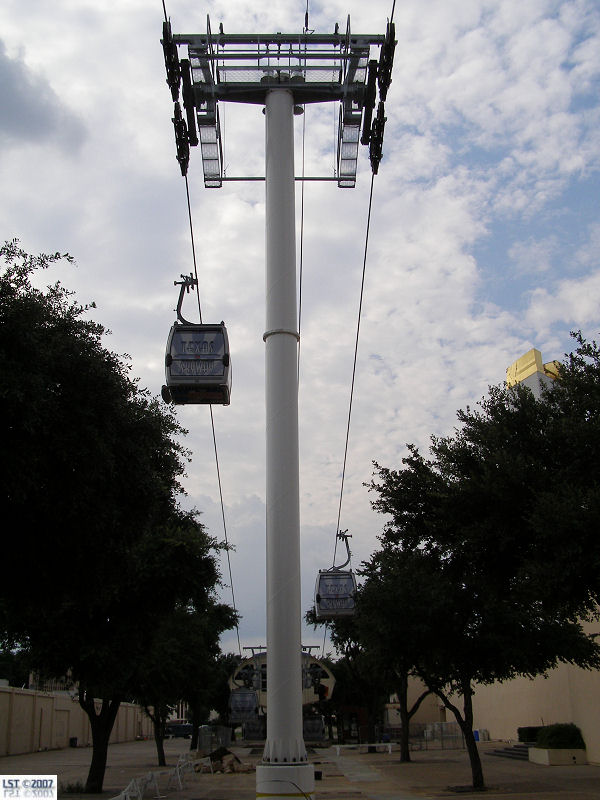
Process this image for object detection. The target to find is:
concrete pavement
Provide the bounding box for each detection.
[1,738,600,799]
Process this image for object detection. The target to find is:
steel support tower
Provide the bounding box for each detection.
[162,15,394,800]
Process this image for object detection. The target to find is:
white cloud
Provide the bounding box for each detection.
[0,39,86,151]
[575,222,600,268]
[1,0,599,657]
[508,236,558,275]
[526,269,600,333]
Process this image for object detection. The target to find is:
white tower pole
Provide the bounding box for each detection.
[256,87,315,800]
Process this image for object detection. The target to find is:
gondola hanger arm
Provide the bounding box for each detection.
[174,272,198,324]
[331,529,352,571]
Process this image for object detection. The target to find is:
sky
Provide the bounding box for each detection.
[1,0,599,658]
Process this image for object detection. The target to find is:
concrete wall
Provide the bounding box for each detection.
[470,662,600,764]
[383,659,600,765]
[467,617,600,764]
[0,686,153,756]
[386,676,446,727]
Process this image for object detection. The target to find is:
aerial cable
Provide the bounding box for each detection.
[320,172,376,661]
[162,9,240,646]
[184,176,203,323]
[333,171,375,565]
[210,403,242,656]
[331,3,394,562]
[183,171,242,657]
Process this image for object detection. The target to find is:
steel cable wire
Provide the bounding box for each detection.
[184,174,242,657]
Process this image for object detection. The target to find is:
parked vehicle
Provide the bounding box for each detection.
[165,722,193,738]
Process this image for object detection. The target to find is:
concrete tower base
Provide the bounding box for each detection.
[256,762,315,800]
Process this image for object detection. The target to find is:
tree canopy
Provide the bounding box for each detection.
[365,332,600,788]
[135,602,237,766]
[1,240,187,644]
[307,603,395,746]
[0,241,236,791]
[370,332,600,638]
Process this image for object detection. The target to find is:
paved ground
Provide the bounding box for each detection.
[1,739,600,800]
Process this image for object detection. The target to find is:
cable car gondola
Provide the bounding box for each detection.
[314,531,357,621]
[161,274,231,405]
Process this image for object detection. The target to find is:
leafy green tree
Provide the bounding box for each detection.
[0,647,30,688]
[170,607,238,752]
[367,333,600,789]
[309,653,337,741]
[321,655,358,741]
[209,651,243,727]
[136,602,237,766]
[357,550,434,762]
[76,508,231,790]
[322,614,394,745]
[309,557,432,760]
[0,241,231,791]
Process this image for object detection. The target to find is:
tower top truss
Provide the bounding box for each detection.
[163,15,395,187]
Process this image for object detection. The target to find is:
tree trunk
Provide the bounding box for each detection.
[153,717,167,767]
[432,681,485,791]
[459,687,484,790]
[188,702,202,751]
[397,672,411,762]
[144,704,168,767]
[396,670,431,763]
[462,721,484,790]
[367,703,378,751]
[79,689,121,794]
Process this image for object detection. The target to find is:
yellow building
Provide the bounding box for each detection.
[505,347,560,397]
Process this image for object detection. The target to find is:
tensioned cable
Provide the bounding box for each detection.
[321,171,376,660]
[322,2,396,659]
[163,0,241,656]
[184,174,242,657]
[184,177,203,322]
[332,171,376,565]
[162,3,243,644]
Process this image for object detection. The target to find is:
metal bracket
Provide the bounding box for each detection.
[172,102,190,176]
[164,16,388,187]
[162,18,181,101]
[332,529,352,571]
[174,273,198,324]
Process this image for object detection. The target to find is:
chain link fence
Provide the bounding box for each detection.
[197,725,233,752]
[384,721,468,751]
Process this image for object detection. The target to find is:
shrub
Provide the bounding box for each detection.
[517,726,544,743]
[535,723,585,750]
